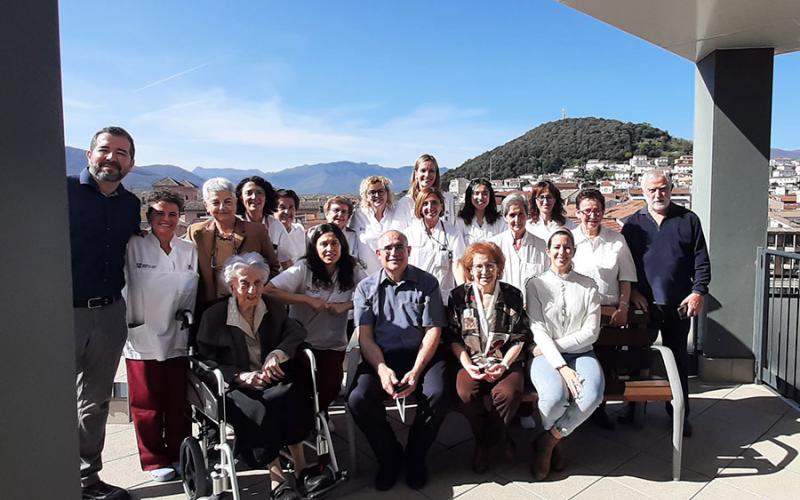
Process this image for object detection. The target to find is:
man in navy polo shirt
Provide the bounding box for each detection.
[622,169,711,438]
[348,230,450,491]
[69,126,141,500]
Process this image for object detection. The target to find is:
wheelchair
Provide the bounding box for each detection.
[178,328,347,500]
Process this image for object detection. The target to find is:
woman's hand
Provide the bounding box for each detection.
[532,346,543,357]
[462,362,486,381]
[236,371,269,389]
[630,288,648,312]
[305,296,327,312]
[558,365,583,399]
[609,307,629,327]
[325,302,352,316]
[483,362,507,382]
[261,354,285,382]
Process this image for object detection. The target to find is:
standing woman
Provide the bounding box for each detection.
[275,189,307,266]
[446,242,530,474]
[526,229,604,481]
[571,188,637,428]
[527,181,576,241]
[455,179,506,245]
[236,176,295,270]
[186,177,280,315]
[406,188,465,303]
[123,191,199,482]
[349,175,401,253]
[396,154,456,226]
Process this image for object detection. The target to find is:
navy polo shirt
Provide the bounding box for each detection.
[67,168,141,300]
[354,265,446,354]
[621,203,711,306]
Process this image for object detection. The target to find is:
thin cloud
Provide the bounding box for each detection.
[135,62,212,92]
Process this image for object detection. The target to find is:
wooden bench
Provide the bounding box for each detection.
[344,309,685,481]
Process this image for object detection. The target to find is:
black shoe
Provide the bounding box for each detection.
[682,419,693,438]
[590,406,615,430]
[271,478,302,500]
[374,449,403,491]
[405,457,428,490]
[81,481,129,500]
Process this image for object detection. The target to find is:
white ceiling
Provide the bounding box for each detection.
[559,0,800,61]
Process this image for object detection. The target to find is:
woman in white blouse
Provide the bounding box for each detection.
[454,178,507,244]
[406,187,465,303]
[526,228,604,481]
[571,188,637,429]
[235,176,297,270]
[527,180,576,240]
[395,154,456,226]
[349,175,401,253]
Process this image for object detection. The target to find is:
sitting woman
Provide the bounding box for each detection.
[526,229,604,481]
[197,252,308,500]
[406,187,466,303]
[446,241,530,474]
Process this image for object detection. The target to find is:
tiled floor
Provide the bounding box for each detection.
[105,379,800,499]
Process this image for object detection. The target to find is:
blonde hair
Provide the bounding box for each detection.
[409,154,441,201]
[359,176,394,209]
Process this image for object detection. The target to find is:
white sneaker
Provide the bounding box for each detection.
[150,467,176,482]
[520,415,537,430]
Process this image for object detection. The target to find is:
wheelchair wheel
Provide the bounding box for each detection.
[180,437,211,500]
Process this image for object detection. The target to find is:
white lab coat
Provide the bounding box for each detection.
[350,205,403,253]
[455,216,507,245]
[123,234,199,361]
[489,229,549,296]
[406,218,465,303]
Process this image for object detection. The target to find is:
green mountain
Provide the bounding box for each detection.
[442,117,692,182]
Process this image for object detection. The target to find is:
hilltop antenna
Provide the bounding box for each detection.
[561,107,567,120]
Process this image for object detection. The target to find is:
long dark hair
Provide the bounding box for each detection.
[458,178,500,225]
[305,223,357,291]
[235,176,279,217]
[530,180,567,225]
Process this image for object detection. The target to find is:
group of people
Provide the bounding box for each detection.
[69,126,710,500]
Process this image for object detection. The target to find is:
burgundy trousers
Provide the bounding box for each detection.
[125,357,191,470]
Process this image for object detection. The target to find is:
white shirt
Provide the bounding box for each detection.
[395,190,457,227]
[526,217,577,242]
[571,226,638,306]
[350,205,402,252]
[406,218,466,303]
[269,260,366,351]
[526,269,601,369]
[244,214,294,264]
[489,230,549,296]
[284,222,307,263]
[455,216,507,245]
[123,234,199,361]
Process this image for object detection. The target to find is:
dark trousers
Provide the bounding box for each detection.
[296,348,346,412]
[126,357,191,470]
[347,349,450,465]
[652,304,691,415]
[455,363,523,447]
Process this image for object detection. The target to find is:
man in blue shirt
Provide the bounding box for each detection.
[622,170,711,438]
[348,230,450,491]
[69,127,141,500]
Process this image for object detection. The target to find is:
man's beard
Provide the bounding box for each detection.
[89,161,126,182]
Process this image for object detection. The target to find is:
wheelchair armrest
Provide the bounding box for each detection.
[189,356,226,397]
[175,309,194,330]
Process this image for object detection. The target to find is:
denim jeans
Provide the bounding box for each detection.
[529,351,604,437]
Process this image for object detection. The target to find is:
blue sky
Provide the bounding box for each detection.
[59,1,799,171]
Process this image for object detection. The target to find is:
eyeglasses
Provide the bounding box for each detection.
[579,209,603,217]
[536,195,554,202]
[368,188,386,197]
[472,263,497,273]
[328,208,349,216]
[380,243,406,254]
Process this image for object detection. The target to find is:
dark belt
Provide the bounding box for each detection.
[73,294,122,309]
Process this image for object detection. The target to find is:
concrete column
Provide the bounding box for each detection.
[692,48,774,382]
[0,2,81,499]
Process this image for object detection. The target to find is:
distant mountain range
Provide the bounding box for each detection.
[65,147,433,194]
[772,148,800,160]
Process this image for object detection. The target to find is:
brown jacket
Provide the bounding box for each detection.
[196,296,307,383]
[186,218,281,310]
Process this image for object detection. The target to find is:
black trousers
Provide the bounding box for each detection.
[651,304,691,415]
[347,348,450,465]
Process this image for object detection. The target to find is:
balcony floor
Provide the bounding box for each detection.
[102,379,800,499]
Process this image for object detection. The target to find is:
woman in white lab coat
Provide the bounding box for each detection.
[527,180,576,240]
[406,188,465,303]
[235,176,297,270]
[454,178,507,244]
[395,154,456,226]
[349,175,402,254]
[123,191,199,482]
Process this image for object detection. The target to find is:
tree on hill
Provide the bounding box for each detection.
[443,117,692,182]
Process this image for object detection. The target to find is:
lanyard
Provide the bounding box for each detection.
[425,220,453,262]
[211,224,239,270]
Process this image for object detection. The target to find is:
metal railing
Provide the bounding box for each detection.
[755,248,800,404]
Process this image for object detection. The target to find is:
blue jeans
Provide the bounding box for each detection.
[529,351,604,437]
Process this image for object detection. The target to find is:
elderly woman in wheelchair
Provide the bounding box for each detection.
[194,252,310,500]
